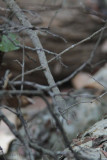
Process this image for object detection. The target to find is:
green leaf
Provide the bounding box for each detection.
[0,33,20,52]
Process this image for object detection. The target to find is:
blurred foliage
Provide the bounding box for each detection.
[0,33,20,52]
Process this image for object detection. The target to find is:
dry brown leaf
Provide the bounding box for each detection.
[72,72,90,89]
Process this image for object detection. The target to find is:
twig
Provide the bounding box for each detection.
[29,143,57,159]
[0,90,43,96]
[11,25,107,81]
[3,0,67,114]
[41,95,79,160]
[51,22,106,87]
[0,110,55,159]
[0,110,33,160]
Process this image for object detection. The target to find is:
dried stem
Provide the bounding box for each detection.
[3,0,67,113]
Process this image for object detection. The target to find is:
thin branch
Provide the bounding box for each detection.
[0,110,33,160]
[0,90,43,96]
[12,25,107,81]
[50,22,106,88]
[3,0,67,113]
[0,110,55,159]
[41,95,79,160]
[1,105,17,115]
[0,80,49,90]
[29,143,57,159]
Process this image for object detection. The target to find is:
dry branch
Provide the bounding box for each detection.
[2,0,67,113]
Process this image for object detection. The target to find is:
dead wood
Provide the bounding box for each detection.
[0,0,107,84]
